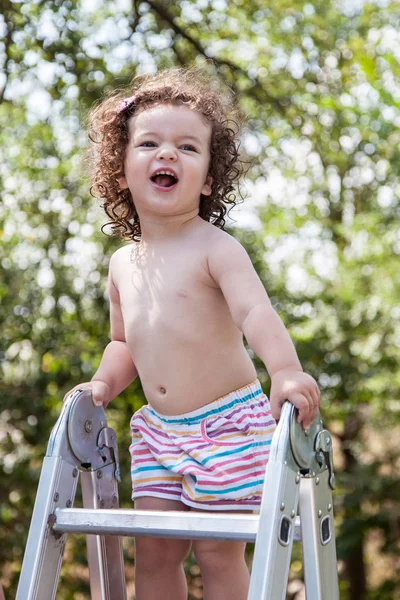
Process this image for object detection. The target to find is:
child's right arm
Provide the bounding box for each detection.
[64,260,138,406]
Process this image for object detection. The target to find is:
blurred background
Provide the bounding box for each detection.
[1,0,399,598]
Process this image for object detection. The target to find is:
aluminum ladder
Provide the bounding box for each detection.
[17,389,339,599]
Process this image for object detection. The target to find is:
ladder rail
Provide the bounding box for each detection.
[300,474,339,600]
[16,390,127,600]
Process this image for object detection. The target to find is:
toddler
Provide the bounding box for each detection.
[66,67,320,600]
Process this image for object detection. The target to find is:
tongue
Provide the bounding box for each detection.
[153,174,176,187]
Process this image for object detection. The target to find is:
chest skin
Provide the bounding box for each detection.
[115,242,227,348]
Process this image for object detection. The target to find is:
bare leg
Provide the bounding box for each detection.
[134,497,191,600]
[193,538,250,600]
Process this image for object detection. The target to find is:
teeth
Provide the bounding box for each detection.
[153,170,177,177]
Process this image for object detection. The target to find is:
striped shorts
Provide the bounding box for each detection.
[129,380,276,511]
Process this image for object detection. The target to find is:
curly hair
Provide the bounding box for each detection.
[87,67,246,241]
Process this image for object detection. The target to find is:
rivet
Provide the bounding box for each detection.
[66,499,72,508]
[97,470,103,479]
[304,429,309,437]
[326,437,331,445]
[280,502,285,511]
[295,475,300,484]
[316,477,320,485]
[318,510,322,518]
[328,503,332,511]
[99,500,105,508]
[72,468,78,478]
[84,420,93,433]
[53,492,59,502]
[291,510,295,518]
[112,494,117,504]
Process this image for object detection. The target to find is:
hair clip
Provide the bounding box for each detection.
[118,95,137,115]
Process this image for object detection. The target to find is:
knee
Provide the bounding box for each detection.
[135,537,191,572]
[193,540,245,574]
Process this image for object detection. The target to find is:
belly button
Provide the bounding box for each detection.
[159,386,166,394]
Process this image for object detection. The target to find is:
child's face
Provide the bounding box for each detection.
[119,104,212,221]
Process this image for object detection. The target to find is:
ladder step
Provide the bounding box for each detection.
[54,508,301,542]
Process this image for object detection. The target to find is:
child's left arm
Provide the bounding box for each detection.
[208,235,320,428]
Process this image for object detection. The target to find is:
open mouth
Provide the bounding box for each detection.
[150,169,179,189]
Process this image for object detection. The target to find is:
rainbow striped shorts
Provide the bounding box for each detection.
[129,380,276,511]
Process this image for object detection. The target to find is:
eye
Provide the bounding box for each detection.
[180,144,197,152]
[139,141,157,148]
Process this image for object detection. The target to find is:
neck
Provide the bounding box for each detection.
[138,208,200,242]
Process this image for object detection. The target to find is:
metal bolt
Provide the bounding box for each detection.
[315,477,320,485]
[291,510,295,519]
[84,420,93,433]
[328,503,332,511]
[72,468,78,478]
[97,470,103,479]
[66,499,72,508]
[295,475,300,484]
[304,429,309,437]
[318,510,322,518]
[53,492,59,502]
[280,502,285,511]
[326,437,331,445]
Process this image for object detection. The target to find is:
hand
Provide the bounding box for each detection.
[63,380,111,407]
[269,369,320,429]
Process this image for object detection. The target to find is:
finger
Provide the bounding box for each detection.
[309,384,320,422]
[92,396,103,407]
[301,390,315,426]
[270,396,284,421]
[293,394,312,427]
[91,383,105,407]
[301,384,320,425]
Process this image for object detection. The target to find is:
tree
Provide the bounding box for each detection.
[1,1,399,598]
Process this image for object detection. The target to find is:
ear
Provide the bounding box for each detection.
[201,174,213,196]
[117,175,129,190]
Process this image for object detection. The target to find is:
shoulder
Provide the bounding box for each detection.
[197,220,246,254]
[108,243,134,285]
[205,225,249,263]
[201,224,253,284]
[109,243,133,269]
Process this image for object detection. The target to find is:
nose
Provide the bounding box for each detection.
[156,144,177,162]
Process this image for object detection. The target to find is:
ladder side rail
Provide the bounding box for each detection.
[81,464,127,600]
[300,471,339,600]
[16,393,83,600]
[248,402,301,600]
[16,456,79,600]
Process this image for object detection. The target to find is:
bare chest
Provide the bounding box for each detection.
[114,250,221,332]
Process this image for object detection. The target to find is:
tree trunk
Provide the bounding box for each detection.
[343,414,367,600]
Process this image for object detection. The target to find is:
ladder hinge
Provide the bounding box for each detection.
[315,430,335,490]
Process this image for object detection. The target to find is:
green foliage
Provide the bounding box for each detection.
[1,0,400,598]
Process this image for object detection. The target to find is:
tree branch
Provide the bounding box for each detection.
[144,0,286,114]
[0,2,14,105]
[130,0,141,34]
